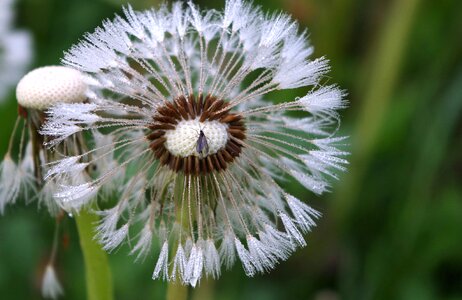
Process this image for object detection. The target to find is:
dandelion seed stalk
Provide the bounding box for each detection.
[75,209,114,300]
[167,281,188,300]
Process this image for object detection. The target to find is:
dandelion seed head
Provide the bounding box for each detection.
[42,0,349,285]
[16,66,87,110]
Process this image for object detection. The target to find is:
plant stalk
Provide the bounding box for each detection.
[167,281,188,300]
[75,209,114,300]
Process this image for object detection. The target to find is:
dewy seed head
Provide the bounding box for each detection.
[147,94,246,175]
[16,66,87,110]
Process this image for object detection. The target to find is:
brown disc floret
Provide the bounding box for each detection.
[147,94,246,175]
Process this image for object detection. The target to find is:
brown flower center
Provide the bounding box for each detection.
[147,94,246,175]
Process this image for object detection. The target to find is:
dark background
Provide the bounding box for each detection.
[0,0,461,299]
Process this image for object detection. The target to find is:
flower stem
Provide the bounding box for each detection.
[192,279,214,300]
[167,281,188,300]
[75,209,114,300]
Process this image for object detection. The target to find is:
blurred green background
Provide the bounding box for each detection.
[1,0,461,299]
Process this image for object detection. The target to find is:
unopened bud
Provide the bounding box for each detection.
[16,66,87,110]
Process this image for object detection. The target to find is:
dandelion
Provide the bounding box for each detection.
[0,66,92,214]
[44,0,348,286]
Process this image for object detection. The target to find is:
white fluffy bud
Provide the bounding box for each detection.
[16,66,87,110]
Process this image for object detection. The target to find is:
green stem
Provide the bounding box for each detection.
[167,281,188,300]
[191,279,214,300]
[75,209,114,300]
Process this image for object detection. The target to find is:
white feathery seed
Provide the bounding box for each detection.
[219,231,237,269]
[0,156,22,214]
[297,85,347,116]
[247,235,277,272]
[280,213,307,247]
[152,241,169,280]
[260,225,295,258]
[235,237,255,277]
[41,264,64,300]
[45,157,89,180]
[171,244,187,281]
[129,224,153,261]
[285,194,321,233]
[290,170,330,195]
[54,183,98,210]
[185,242,204,287]
[204,239,221,279]
[98,224,129,252]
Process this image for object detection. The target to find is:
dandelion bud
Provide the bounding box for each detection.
[1,65,94,215]
[16,66,87,110]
